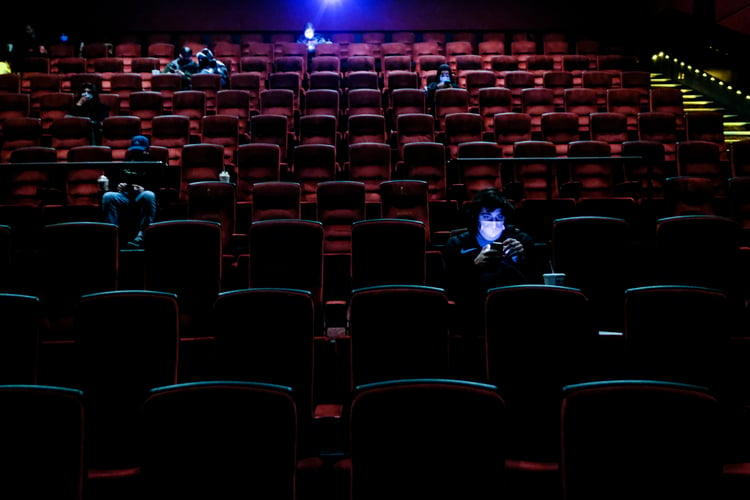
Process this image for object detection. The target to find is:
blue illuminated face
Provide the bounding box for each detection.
[304,27,315,40]
[478,208,505,241]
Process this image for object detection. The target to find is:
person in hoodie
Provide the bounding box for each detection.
[196,47,229,88]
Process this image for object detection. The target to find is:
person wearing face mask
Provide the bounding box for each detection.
[442,187,534,340]
[425,63,459,116]
[67,81,109,144]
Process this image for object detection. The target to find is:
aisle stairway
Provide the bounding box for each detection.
[650,72,750,144]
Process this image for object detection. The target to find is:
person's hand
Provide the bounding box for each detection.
[131,184,145,194]
[76,90,93,107]
[502,238,524,258]
[473,244,502,268]
[117,183,128,192]
[175,69,184,76]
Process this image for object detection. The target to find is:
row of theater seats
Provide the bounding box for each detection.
[1,139,750,252]
[0,68,654,128]
[0,78,721,160]
[2,64,648,150]
[14,34,631,76]
[0,100,721,187]
[2,377,745,500]
[0,67,652,117]
[0,39,647,118]
[0,213,746,343]
[0,73,711,181]
[0,122,742,206]
[3,279,750,498]
[0,79,744,204]
[9,35,636,76]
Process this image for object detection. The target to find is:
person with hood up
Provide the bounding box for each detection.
[196,48,229,88]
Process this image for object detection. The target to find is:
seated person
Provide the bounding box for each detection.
[68,81,109,144]
[425,63,460,115]
[196,48,229,88]
[442,187,535,337]
[297,22,330,53]
[163,46,199,89]
[101,135,158,248]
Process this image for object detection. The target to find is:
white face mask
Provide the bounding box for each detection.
[478,220,504,242]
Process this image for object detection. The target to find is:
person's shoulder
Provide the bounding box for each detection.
[444,229,472,249]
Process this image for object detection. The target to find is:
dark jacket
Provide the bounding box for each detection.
[442,226,535,335]
[164,57,199,88]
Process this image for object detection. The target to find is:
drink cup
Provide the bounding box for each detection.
[543,273,566,286]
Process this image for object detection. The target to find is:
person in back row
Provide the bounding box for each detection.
[196,48,229,88]
[297,22,330,53]
[424,63,460,116]
[163,46,199,89]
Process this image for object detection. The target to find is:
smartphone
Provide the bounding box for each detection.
[490,241,506,253]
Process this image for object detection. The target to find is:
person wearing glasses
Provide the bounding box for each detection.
[442,187,534,341]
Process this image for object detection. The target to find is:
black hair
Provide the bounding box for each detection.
[76,82,102,106]
[78,81,98,94]
[464,187,516,235]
